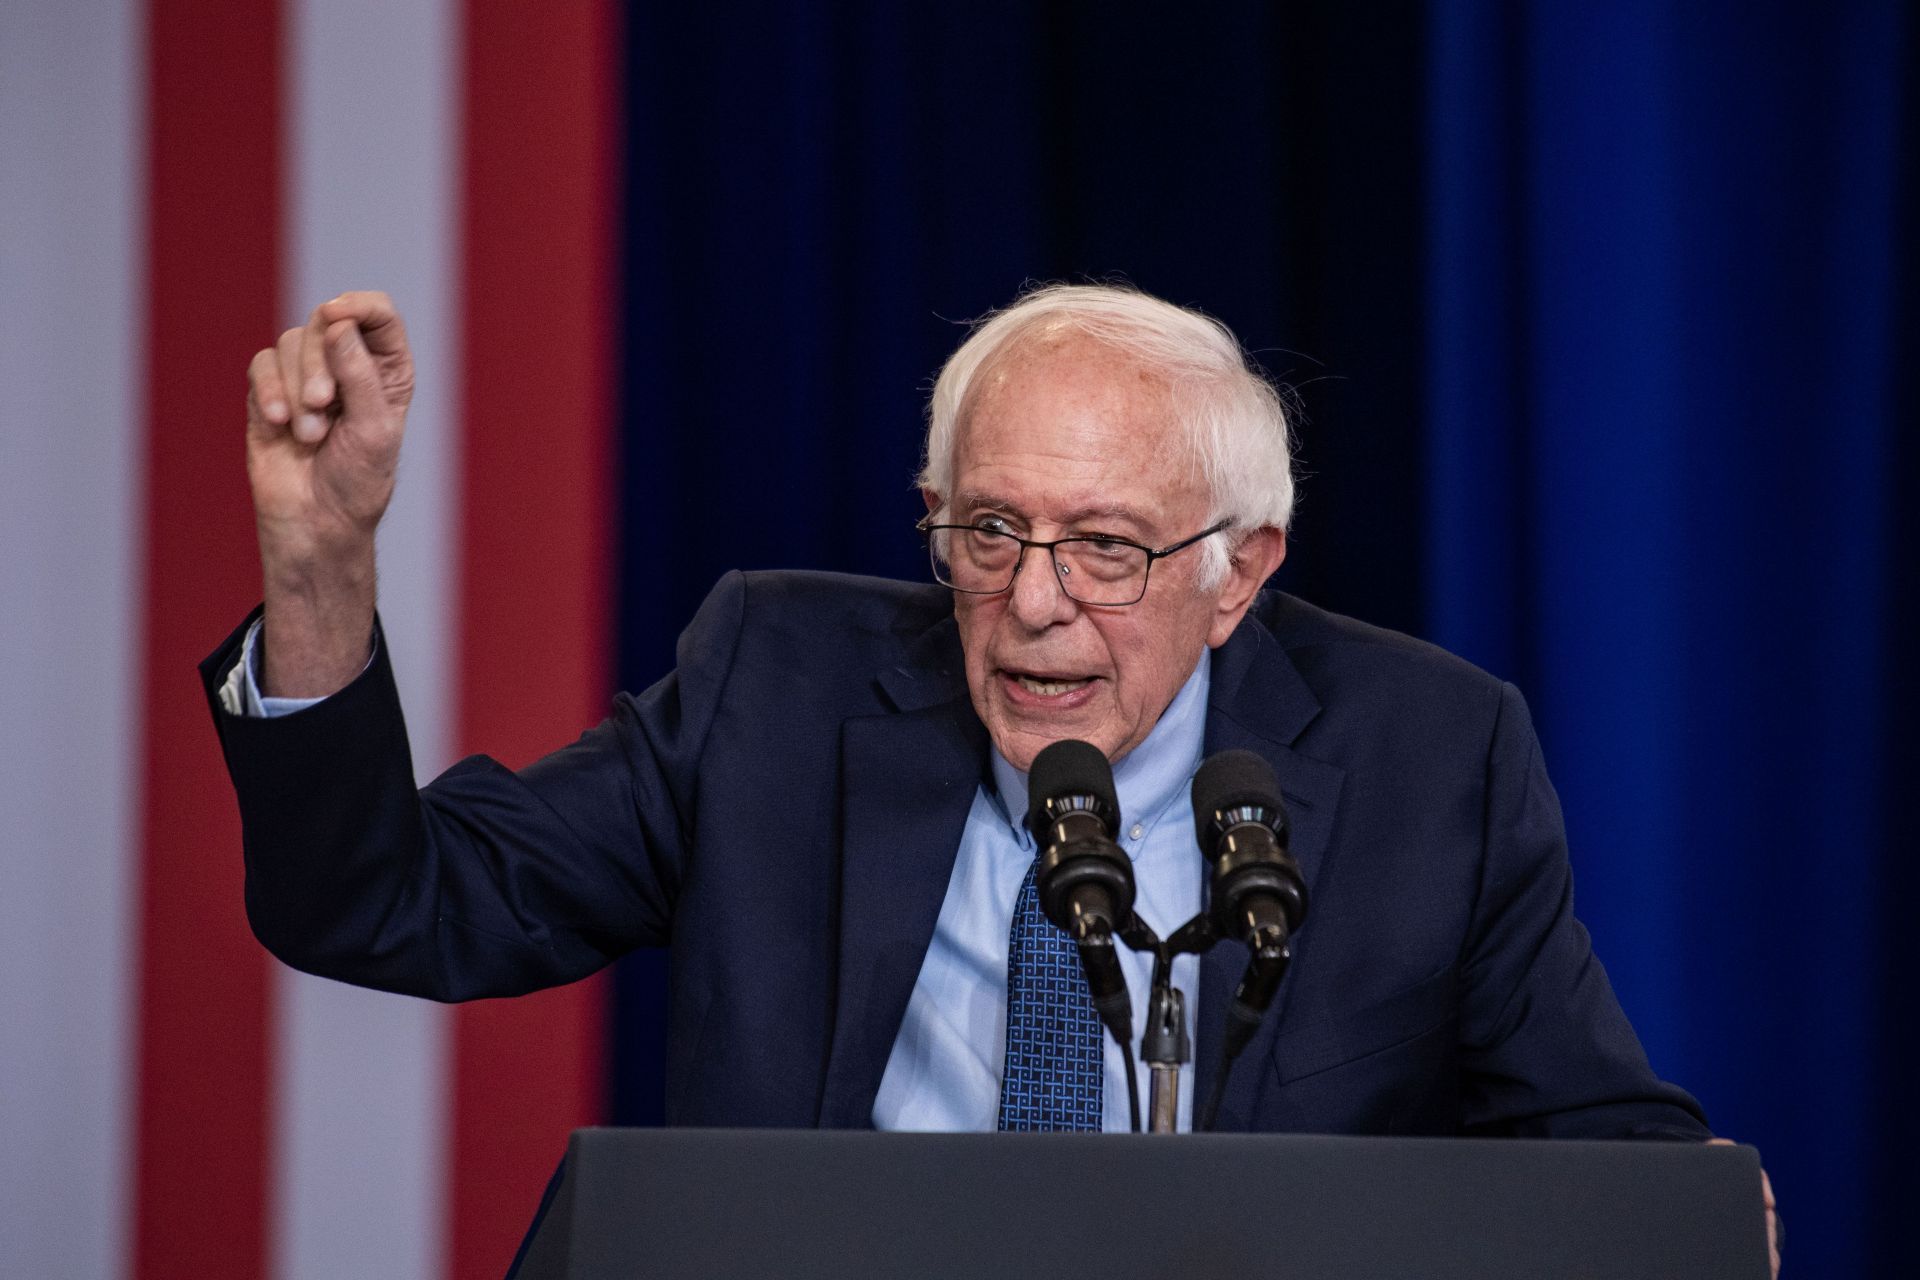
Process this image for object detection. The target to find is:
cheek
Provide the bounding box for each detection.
[954,597,1011,694]
[1098,623,1159,701]
[951,596,990,654]
[1106,609,1205,706]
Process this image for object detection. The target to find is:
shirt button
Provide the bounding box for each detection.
[1129,824,1144,840]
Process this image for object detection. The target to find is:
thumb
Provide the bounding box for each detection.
[323,318,386,423]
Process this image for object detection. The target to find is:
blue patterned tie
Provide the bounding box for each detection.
[997,858,1104,1130]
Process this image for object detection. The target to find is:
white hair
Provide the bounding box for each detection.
[918,282,1295,589]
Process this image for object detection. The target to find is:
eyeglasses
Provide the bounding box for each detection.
[919,518,1232,606]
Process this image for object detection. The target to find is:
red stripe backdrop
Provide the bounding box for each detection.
[137,2,282,1277]
[452,2,618,1275]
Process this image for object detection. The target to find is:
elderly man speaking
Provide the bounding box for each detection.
[209,282,1725,1150]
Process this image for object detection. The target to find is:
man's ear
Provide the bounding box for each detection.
[922,487,943,516]
[1207,527,1286,648]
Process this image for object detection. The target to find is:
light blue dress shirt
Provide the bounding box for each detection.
[231,620,1213,1132]
[216,619,351,718]
[872,654,1210,1133]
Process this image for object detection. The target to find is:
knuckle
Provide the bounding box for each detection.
[328,288,391,312]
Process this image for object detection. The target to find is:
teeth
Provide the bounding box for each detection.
[1016,675,1089,697]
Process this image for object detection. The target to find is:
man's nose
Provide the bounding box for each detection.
[1007,545,1077,628]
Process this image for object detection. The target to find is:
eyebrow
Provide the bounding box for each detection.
[953,491,1153,532]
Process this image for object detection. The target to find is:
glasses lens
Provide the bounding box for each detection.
[930,526,1021,592]
[1054,538,1150,604]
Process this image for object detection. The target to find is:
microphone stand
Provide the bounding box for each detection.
[1141,962,1187,1132]
[1117,915,1219,1133]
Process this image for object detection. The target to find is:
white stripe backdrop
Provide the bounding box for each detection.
[277,1,456,1277]
[0,2,467,1275]
[0,2,143,1277]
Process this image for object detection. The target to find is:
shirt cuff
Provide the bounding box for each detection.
[215,617,374,718]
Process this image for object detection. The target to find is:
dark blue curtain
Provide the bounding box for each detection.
[1427,5,1914,1275]
[610,5,1915,1273]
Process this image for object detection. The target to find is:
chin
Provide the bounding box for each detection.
[988,716,1119,773]
[986,723,1058,773]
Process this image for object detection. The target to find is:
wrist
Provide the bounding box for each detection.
[258,543,377,699]
[256,513,377,579]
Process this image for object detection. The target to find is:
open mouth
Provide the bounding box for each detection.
[1004,670,1096,699]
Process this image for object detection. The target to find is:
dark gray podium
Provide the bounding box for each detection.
[511,1128,1767,1279]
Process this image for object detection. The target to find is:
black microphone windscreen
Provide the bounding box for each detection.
[1190,749,1286,850]
[1026,739,1119,841]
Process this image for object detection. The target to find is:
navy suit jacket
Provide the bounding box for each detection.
[202,570,1706,1138]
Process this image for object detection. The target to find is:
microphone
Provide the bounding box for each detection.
[1191,751,1308,1127]
[1191,749,1307,958]
[1025,739,1136,1047]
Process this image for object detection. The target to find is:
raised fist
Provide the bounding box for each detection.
[244,291,413,697]
[246,290,414,560]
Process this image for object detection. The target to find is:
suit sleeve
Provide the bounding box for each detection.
[199,572,749,1002]
[1454,681,1712,1140]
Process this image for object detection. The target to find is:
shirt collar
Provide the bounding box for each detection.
[987,651,1213,859]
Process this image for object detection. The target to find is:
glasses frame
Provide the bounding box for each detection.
[918,517,1233,607]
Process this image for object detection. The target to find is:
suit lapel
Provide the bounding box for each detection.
[1192,614,1346,1129]
[817,619,987,1127]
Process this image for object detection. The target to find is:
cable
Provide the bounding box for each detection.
[1122,1047,1142,1133]
[1197,1055,1233,1132]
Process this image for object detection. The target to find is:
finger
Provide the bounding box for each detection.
[299,306,335,412]
[278,326,329,445]
[323,318,386,424]
[316,290,408,358]
[247,347,290,432]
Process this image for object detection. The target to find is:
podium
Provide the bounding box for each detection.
[511,1128,1768,1279]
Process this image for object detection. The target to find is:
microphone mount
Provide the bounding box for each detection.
[1113,751,1313,1133]
[1020,743,1309,1135]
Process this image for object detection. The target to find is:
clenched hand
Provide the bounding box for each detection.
[244,291,414,698]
